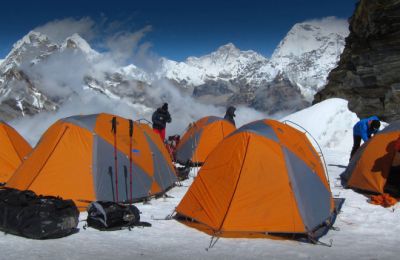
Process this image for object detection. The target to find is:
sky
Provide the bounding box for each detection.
[0,0,358,61]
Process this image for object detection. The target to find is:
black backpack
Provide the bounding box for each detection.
[0,188,79,239]
[86,201,146,231]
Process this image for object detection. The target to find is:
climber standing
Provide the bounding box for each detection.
[224,106,236,126]
[152,103,171,142]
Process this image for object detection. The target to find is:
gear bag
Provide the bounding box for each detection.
[86,201,143,230]
[0,188,79,239]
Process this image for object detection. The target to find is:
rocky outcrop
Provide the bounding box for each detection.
[314,0,400,122]
[249,73,309,114]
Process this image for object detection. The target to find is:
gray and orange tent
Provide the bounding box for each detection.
[6,113,177,209]
[175,116,236,165]
[176,119,340,241]
[0,121,32,184]
[341,120,400,194]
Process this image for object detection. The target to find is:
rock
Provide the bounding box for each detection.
[314,0,400,122]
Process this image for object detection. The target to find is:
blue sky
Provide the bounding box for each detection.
[0,0,357,61]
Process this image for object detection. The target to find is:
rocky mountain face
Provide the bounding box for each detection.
[0,19,348,121]
[0,32,59,120]
[0,31,152,120]
[314,0,400,122]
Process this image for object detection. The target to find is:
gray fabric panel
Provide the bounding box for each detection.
[379,120,400,134]
[175,129,203,163]
[341,142,368,185]
[234,120,279,142]
[144,133,177,190]
[93,136,152,202]
[283,147,331,231]
[205,116,223,125]
[62,114,99,132]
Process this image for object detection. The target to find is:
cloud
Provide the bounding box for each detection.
[303,16,349,35]
[34,17,96,43]
[105,25,154,66]
[9,16,274,145]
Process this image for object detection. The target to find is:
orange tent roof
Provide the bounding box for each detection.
[342,120,400,194]
[176,119,335,239]
[175,116,236,164]
[0,121,32,183]
[6,113,177,209]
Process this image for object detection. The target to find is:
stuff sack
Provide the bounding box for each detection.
[175,165,190,181]
[0,188,79,239]
[86,201,141,230]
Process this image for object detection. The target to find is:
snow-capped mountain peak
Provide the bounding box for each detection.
[61,33,99,58]
[1,31,58,73]
[272,18,348,59]
[270,17,349,100]
[159,42,270,87]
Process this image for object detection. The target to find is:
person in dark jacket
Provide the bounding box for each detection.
[224,106,236,126]
[152,103,171,141]
[350,116,380,160]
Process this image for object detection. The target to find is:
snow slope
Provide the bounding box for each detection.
[1,98,399,260]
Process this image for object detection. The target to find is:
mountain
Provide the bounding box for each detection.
[0,18,349,121]
[159,18,348,111]
[0,31,151,120]
[314,0,400,123]
[0,31,59,120]
[271,17,349,100]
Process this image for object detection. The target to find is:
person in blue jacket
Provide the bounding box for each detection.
[350,116,381,159]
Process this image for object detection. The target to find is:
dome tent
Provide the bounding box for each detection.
[176,119,339,241]
[0,121,32,183]
[341,120,400,195]
[175,116,236,165]
[6,113,177,209]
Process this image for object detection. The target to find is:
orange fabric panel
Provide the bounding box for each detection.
[3,123,32,160]
[177,132,306,233]
[177,133,250,230]
[348,132,399,193]
[193,120,235,162]
[28,125,95,205]
[7,123,95,208]
[0,126,24,182]
[223,135,305,233]
[6,122,68,189]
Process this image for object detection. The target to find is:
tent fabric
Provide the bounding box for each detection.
[176,119,335,238]
[6,114,177,209]
[342,120,400,194]
[175,116,236,164]
[0,121,32,183]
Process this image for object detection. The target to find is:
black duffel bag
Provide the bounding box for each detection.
[0,188,79,239]
[86,201,144,231]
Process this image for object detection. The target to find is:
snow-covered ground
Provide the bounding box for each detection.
[0,98,399,259]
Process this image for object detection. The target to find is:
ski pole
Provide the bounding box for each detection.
[129,119,134,203]
[111,117,119,202]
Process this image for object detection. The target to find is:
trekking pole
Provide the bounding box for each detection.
[129,119,134,203]
[111,117,119,202]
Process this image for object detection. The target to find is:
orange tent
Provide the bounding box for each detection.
[175,116,236,164]
[6,113,177,209]
[0,121,32,183]
[176,119,337,240]
[342,120,400,194]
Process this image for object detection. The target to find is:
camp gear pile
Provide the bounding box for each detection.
[0,188,79,239]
